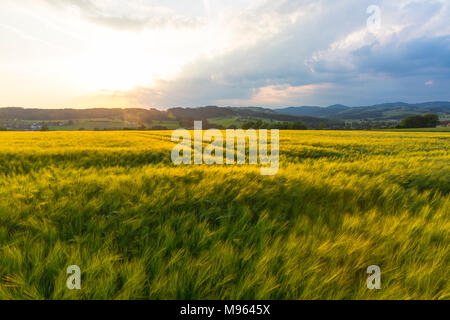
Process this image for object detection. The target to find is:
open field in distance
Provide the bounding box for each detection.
[378,127,450,132]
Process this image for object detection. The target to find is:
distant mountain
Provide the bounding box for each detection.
[1,101,449,130]
[327,104,349,110]
[0,106,340,129]
[275,101,450,120]
[277,105,348,118]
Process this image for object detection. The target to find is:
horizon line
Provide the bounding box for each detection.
[1,100,450,111]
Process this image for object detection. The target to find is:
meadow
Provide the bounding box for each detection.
[0,130,448,300]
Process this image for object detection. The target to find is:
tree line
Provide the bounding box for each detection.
[397,114,439,128]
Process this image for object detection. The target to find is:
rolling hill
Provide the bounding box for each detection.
[1,101,449,131]
[274,101,450,121]
[0,106,340,130]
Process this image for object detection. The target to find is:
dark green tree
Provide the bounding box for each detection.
[399,114,439,128]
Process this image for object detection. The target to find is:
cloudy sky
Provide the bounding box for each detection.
[1,0,449,108]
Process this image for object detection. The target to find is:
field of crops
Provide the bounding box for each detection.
[0,130,448,300]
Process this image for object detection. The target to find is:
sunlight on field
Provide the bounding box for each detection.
[0,131,448,299]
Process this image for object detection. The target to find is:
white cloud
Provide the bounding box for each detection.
[219,83,336,106]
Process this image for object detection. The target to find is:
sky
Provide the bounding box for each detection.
[0,0,449,109]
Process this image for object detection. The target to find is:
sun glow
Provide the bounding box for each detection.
[0,0,265,106]
[0,0,217,103]
[71,30,184,92]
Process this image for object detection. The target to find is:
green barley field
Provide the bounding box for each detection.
[0,130,448,300]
